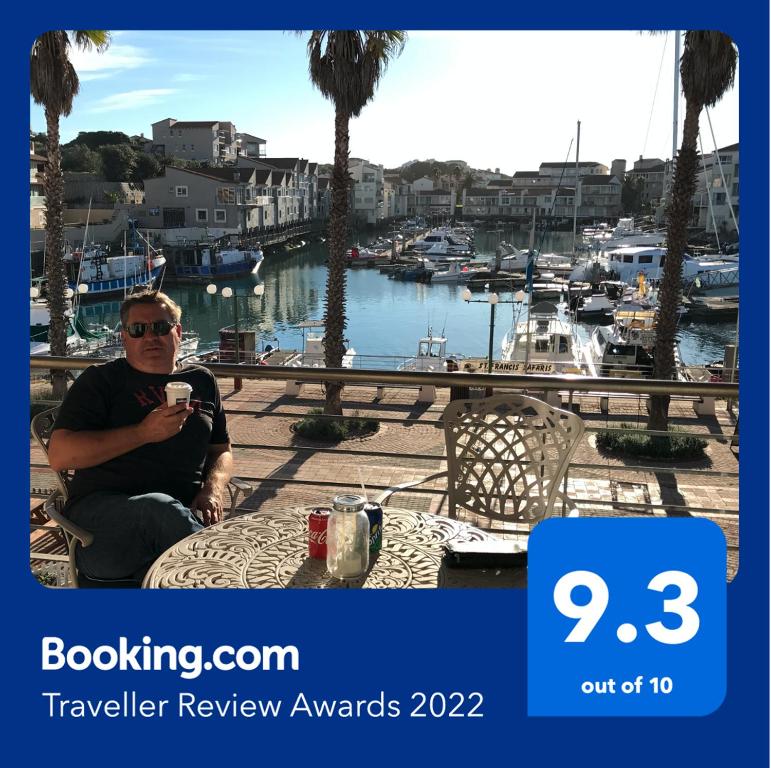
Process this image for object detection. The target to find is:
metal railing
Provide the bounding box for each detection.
[30,356,739,544]
[30,356,739,398]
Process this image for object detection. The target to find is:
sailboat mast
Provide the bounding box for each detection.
[672,31,680,162]
[572,119,581,253]
[123,229,128,299]
[74,196,93,293]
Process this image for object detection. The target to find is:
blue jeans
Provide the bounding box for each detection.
[68,491,203,584]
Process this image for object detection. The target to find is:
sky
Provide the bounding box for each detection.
[29,30,740,174]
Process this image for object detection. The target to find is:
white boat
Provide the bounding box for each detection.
[411,229,474,258]
[575,292,615,321]
[285,321,356,368]
[30,298,82,355]
[584,308,682,378]
[346,245,382,262]
[584,218,666,251]
[30,299,199,362]
[494,242,531,272]
[398,332,464,372]
[500,301,592,375]
[569,245,739,286]
[427,261,474,283]
[71,327,200,363]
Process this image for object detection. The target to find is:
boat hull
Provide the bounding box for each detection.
[167,258,262,282]
[68,263,165,300]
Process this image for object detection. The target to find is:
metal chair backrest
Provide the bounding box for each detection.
[443,394,585,526]
[31,406,70,499]
[31,406,98,586]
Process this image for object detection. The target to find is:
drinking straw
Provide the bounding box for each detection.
[357,468,368,501]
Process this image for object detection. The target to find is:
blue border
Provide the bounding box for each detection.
[12,5,768,766]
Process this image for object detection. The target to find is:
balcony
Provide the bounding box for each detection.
[30,358,739,586]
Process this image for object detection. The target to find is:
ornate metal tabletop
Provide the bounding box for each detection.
[143,506,526,589]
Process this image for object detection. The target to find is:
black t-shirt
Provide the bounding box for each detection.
[53,358,230,508]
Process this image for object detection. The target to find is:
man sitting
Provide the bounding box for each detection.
[48,290,233,586]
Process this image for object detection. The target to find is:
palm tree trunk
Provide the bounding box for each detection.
[322,107,350,415]
[43,107,69,399]
[647,99,701,432]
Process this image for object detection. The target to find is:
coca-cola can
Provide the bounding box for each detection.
[308,508,331,559]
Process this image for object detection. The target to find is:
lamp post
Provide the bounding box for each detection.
[461,288,499,374]
[462,288,526,374]
[206,282,265,390]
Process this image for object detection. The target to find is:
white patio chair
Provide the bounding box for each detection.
[31,406,254,588]
[375,394,585,532]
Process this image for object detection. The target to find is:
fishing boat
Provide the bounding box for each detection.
[284,321,357,368]
[499,301,591,375]
[63,243,165,299]
[584,307,682,378]
[398,331,464,373]
[166,243,263,281]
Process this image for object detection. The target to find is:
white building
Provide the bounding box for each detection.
[691,143,739,234]
[349,158,385,225]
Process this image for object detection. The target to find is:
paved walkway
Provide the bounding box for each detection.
[30,377,739,580]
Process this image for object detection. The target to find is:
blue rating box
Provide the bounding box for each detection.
[528,518,726,716]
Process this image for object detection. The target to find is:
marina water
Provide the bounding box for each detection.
[77,228,737,367]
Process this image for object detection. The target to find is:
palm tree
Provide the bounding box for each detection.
[31,31,110,398]
[304,30,406,415]
[648,31,736,432]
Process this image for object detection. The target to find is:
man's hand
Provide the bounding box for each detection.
[137,403,193,444]
[191,485,224,527]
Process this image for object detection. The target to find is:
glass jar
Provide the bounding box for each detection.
[326,494,370,579]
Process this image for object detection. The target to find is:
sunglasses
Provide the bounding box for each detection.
[125,320,176,339]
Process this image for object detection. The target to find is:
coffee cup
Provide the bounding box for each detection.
[165,381,193,407]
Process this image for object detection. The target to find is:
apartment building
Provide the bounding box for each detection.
[627,157,667,207]
[151,118,240,164]
[349,158,385,225]
[142,165,275,236]
[463,174,621,221]
[691,143,739,233]
[238,157,319,224]
[538,161,609,182]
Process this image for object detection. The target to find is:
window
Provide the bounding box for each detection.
[175,186,188,198]
[214,209,226,223]
[217,188,236,205]
[638,254,653,264]
[623,254,634,263]
[196,209,208,222]
[182,144,187,150]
